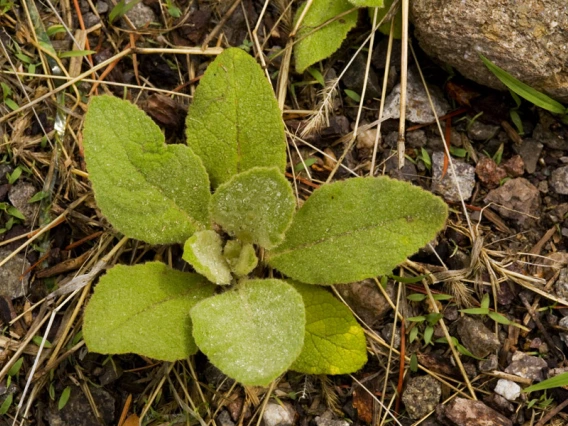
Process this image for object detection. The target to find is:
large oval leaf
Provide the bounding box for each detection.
[267,177,448,284]
[290,283,367,375]
[191,279,305,386]
[83,95,211,245]
[185,48,286,188]
[294,0,358,73]
[83,262,215,361]
[209,167,296,249]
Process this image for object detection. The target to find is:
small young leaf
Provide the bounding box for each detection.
[7,206,25,220]
[488,311,512,325]
[407,294,427,302]
[344,89,361,102]
[209,167,296,249]
[267,177,448,284]
[0,393,12,415]
[83,95,211,244]
[432,293,453,301]
[4,98,19,111]
[183,230,232,285]
[293,0,358,73]
[523,372,568,393]
[409,326,419,343]
[289,282,367,375]
[407,316,426,322]
[59,50,96,58]
[7,167,22,184]
[480,293,490,309]
[223,240,258,277]
[424,325,434,345]
[459,308,489,315]
[410,353,418,372]
[480,54,566,115]
[84,262,215,361]
[7,358,23,376]
[191,279,305,386]
[58,386,71,410]
[32,336,52,348]
[28,191,49,203]
[186,48,287,187]
[307,67,325,86]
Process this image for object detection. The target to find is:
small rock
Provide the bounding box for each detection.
[494,379,521,401]
[484,178,541,228]
[502,155,524,177]
[550,165,568,195]
[343,54,381,100]
[95,1,108,14]
[555,268,568,300]
[315,410,349,426]
[83,13,100,28]
[478,354,498,373]
[402,375,441,419]
[533,119,568,150]
[124,0,156,29]
[262,403,295,426]
[336,280,393,329]
[456,316,500,358]
[431,151,476,202]
[483,394,515,416]
[467,122,500,141]
[559,316,568,347]
[475,156,507,188]
[217,410,235,426]
[437,398,513,426]
[8,182,39,224]
[381,323,400,349]
[356,128,378,150]
[382,69,450,124]
[504,351,548,382]
[406,129,427,148]
[514,139,542,174]
[0,248,30,299]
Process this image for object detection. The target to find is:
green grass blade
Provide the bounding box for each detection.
[523,372,568,393]
[480,54,566,114]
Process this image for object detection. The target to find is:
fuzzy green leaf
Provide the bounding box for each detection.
[294,0,358,73]
[83,95,211,245]
[209,167,295,249]
[348,0,384,6]
[290,283,367,375]
[84,262,215,361]
[223,240,258,277]
[183,230,232,285]
[185,48,286,188]
[267,177,448,284]
[191,279,305,385]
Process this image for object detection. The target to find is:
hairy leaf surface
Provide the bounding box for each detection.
[209,167,295,249]
[294,0,358,73]
[191,279,305,385]
[267,177,448,284]
[290,283,367,374]
[185,48,286,187]
[183,230,232,285]
[84,262,215,361]
[83,95,210,244]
